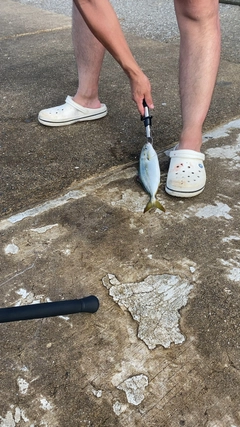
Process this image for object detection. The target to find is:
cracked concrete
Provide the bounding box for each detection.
[102,273,193,349]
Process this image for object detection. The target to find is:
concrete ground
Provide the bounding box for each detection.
[0,1,240,426]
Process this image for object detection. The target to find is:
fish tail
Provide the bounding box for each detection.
[155,200,166,212]
[144,199,165,213]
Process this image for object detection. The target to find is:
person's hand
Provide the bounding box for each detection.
[129,71,154,116]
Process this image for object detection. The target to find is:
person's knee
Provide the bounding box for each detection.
[175,0,219,23]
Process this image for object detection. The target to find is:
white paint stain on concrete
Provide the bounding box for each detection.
[203,118,240,141]
[18,409,29,423]
[220,259,240,282]
[39,398,53,411]
[206,141,240,161]
[14,289,42,307]
[17,377,29,395]
[205,133,240,170]
[117,374,148,405]
[195,202,232,219]
[13,409,20,424]
[16,288,29,299]
[227,267,240,282]
[20,365,29,372]
[15,289,33,306]
[4,243,19,255]
[112,401,127,416]
[0,411,15,427]
[92,389,103,398]
[61,248,71,256]
[58,315,70,321]
[0,401,57,427]
[222,235,240,243]
[0,408,29,427]
[0,190,85,230]
[102,274,193,349]
[30,224,58,233]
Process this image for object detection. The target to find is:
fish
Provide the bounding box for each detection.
[139,142,165,213]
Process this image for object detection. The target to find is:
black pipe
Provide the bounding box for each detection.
[0,296,99,323]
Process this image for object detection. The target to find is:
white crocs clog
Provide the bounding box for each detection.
[38,96,107,127]
[165,149,206,197]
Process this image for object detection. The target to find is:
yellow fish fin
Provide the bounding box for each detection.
[144,199,165,213]
[155,200,166,212]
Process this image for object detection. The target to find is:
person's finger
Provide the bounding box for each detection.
[144,95,154,111]
[136,94,154,116]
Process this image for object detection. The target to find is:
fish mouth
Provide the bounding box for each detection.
[147,137,153,144]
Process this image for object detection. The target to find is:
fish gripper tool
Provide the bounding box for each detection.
[141,99,153,143]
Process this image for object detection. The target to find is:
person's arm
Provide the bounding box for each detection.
[73,0,154,115]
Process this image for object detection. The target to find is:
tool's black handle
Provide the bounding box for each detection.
[143,99,148,108]
[141,99,152,128]
[0,296,99,323]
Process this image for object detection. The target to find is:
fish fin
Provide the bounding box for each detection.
[144,199,165,213]
[144,201,153,213]
[155,200,166,213]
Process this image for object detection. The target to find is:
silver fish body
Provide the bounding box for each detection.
[139,142,165,213]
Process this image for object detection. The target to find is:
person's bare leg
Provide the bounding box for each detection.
[72,1,105,109]
[174,0,221,152]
